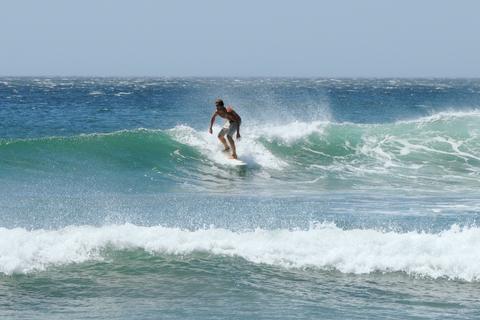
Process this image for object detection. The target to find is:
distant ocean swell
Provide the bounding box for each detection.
[1,223,480,281]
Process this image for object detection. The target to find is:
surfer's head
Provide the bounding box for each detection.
[215,99,225,110]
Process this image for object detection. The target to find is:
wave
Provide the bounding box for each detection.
[1,110,480,191]
[1,223,479,281]
[0,128,202,173]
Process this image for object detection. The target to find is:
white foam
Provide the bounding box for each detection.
[248,120,328,144]
[168,125,286,169]
[398,109,480,125]
[1,223,480,281]
[114,92,132,96]
[165,120,331,169]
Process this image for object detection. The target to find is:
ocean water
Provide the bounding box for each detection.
[1,77,480,319]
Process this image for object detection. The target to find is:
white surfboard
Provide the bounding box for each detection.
[228,158,247,166]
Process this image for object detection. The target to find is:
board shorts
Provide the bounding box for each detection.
[218,121,239,137]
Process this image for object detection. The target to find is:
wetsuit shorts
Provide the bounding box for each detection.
[219,121,239,137]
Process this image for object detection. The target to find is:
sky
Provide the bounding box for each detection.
[1,0,479,77]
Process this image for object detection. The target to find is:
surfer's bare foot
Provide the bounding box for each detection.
[230,154,238,159]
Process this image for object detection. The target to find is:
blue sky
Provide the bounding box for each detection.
[1,0,479,77]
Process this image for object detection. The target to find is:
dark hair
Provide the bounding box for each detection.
[215,99,224,107]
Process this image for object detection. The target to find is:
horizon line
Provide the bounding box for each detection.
[1,75,480,80]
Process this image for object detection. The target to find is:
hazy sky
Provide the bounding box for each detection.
[1,0,479,77]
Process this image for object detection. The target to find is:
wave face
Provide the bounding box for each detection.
[2,223,480,281]
[2,111,480,193]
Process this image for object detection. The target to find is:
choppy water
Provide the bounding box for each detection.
[1,78,480,319]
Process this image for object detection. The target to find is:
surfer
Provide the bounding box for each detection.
[209,98,242,159]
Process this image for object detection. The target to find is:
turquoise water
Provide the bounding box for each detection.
[1,78,480,319]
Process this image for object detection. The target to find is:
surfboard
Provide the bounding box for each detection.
[228,158,247,166]
[218,146,246,166]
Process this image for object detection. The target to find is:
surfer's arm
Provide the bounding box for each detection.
[231,110,241,139]
[236,120,241,139]
[227,108,241,139]
[209,112,217,134]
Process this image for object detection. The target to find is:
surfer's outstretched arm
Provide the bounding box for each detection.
[209,112,217,134]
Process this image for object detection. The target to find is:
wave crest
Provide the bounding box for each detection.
[2,110,480,192]
[1,223,479,281]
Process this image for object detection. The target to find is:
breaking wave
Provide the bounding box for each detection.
[1,110,479,192]
[2,223,480,281]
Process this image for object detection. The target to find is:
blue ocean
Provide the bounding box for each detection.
[1,78,480,319]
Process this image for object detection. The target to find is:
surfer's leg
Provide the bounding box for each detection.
[219,136,230,151]
[227,135,237,159]
[226,122,238,158]
[218,129,230,151]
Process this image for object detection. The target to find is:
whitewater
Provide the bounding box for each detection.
[3,223,480,281]
[3,110,480,193]
[2,78,480,319]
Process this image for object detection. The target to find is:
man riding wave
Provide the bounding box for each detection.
[209,98,242,159]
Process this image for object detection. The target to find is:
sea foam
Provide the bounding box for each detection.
[1,223,480,281]
[168,125,287,169]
